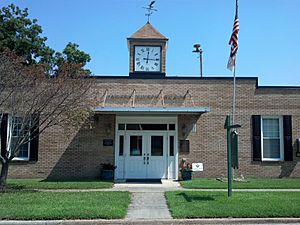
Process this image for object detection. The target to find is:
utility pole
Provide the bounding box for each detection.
[192,44,203,79]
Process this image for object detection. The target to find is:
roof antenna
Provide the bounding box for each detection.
[143,1,157,23]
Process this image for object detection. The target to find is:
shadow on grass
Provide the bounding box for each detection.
[1,186,38,193]
[40,179,113,183]
[177,192,215,202]
[6,184,26,190]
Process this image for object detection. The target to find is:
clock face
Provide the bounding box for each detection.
[134,46,161,72]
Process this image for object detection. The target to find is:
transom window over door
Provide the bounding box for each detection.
[261,116,283,161]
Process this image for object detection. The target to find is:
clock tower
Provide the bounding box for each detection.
[127,22,168,77]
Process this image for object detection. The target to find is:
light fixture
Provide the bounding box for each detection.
[192,43,203,78]
[105,123,112,136]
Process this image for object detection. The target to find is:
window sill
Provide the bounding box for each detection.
[261,158,284,162]
[12,158,29,162]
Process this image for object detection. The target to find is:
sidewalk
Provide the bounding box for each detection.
[115,180,179,220]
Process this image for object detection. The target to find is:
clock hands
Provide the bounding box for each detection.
[143,58,160,61]
[146,51,149,63]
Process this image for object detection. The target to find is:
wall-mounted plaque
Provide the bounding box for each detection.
[192,163,203,171]
[103,139,114,146]
[180,140,190,153]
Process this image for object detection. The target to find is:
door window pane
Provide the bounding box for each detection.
[130,136,142,156]
[151,136,163,156]
[119,136,124,156]
[169,136,174,156]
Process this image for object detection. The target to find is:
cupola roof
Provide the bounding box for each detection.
[128,22,168,40]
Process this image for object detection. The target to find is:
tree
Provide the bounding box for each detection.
[0,4,91,73]
[0,4,94,189]
[0,50,94,189]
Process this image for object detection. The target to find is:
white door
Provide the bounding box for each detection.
[124,132,167,179]
[125,133,146,179]
[147,133,167,178]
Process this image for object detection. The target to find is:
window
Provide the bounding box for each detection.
[126,124,167,131]
[151,136,163,156]
[169,136,174,156]
[261,117,284,161]
[1,113,39,161]
[119,135,124,156]
[253,115,293,162]
[118,123,175,131]
[130,136,142,156]
[9,116,30,160]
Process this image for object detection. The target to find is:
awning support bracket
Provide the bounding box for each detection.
[184,90,195,107]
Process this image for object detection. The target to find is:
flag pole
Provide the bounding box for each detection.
[232,0,238,125]
[232,65,236,124]
[226,0,239,196]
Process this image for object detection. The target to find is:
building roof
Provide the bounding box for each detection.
[128,22,168,40]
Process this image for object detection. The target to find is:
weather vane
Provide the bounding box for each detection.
[143,1,157,22]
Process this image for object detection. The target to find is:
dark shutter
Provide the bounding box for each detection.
[252,115,261,161]
[29,114,39,161]
[283,115,293,161]
[1,114,8,158]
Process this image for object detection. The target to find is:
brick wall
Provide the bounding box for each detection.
[8,114,115,179]
[7,77,300,179]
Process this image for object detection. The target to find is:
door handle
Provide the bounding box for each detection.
[143,155,146,164]
[146,156,149,165]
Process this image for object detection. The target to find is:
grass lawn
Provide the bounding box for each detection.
[6,179,113,190]
[166,191,300,218]
[0,191,130,219]
[180,178,300,189]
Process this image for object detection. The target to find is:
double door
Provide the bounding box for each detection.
[125,132,167,179]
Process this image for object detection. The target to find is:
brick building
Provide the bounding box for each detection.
[4,22,300,180]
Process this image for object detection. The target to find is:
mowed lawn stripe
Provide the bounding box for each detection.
[166,191,300,218]
[6,179,113,189]
[0,191,130,219]
[180,178,300,189]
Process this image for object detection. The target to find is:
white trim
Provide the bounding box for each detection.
[261,116,284,161]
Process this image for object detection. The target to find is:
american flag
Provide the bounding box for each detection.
[227,15,240,71]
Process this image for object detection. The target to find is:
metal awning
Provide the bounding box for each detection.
[94,106,210,114]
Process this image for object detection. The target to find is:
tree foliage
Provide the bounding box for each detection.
[0,4,91,73]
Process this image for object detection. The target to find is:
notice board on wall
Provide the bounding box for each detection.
[103,139,114,146]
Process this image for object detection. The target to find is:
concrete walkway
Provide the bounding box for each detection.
[113,180,181,220]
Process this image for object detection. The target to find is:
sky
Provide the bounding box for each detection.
[1,0,300,86]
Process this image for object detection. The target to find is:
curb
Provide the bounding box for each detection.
[1,218,300,225]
